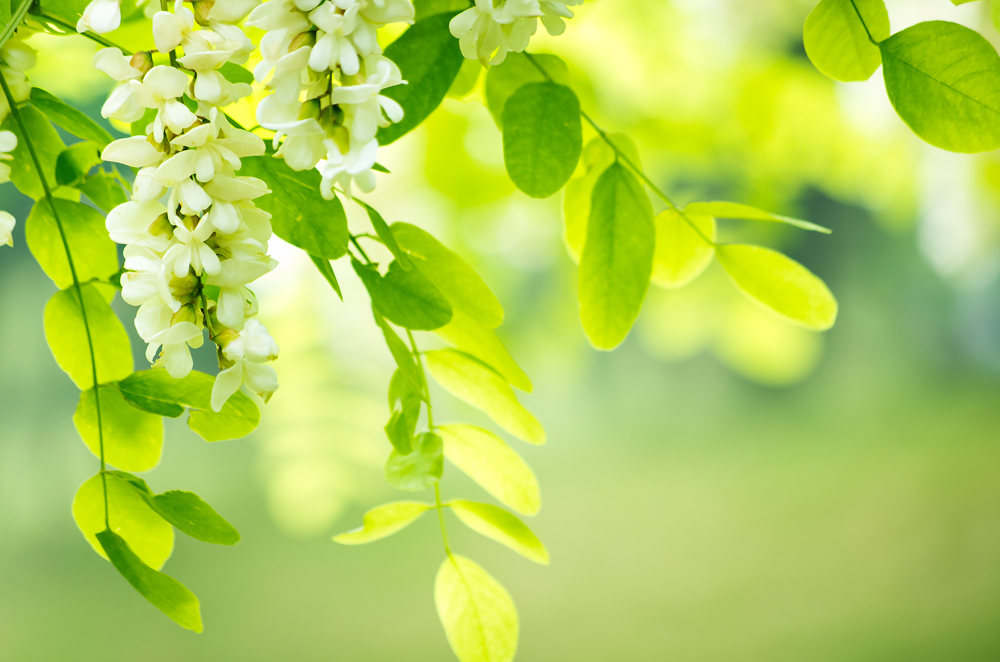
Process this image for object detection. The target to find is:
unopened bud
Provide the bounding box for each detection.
[147,213,174,241]
[169,273,199,298]
[214,328,239,351]
[298,99,320,122]
[289,30,316,52]
[193,0,215,25]
[130,51,154,76]
[171,303,200,326]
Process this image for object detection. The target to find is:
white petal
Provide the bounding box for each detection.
[211,362,244,411]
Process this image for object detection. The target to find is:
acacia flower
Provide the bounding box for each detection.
[211,319,280,411]
[77,0,123,35]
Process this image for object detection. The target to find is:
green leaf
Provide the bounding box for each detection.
[148,491,241,545]
[242,155,350,259]
[485,52,570,129]
[438,424,540,516]
[716,244,838,331]
[55,141,101,187]
[79,170,130,213]
[44,285,133,390]
[117,369,260,441]
[30,87,114,148]
[435,555,518,662]
[435,311,531,392]
[26,198,119,290]
[131,107,157,137]
[219,61,254,86]
[0,0,10,27]
[413,0,469,20]
[447,57,483,99]
[74,384,164,473]
[34,0,89,31]
[377,11,466,145]
[375,310,424,394]
[880,21,1000,153]
[803,0,889,83]
[448,501,549,564]
[391,222,503,328]
[578,162,655,351]
[310,254,343,300]
[352,257,453,330]
[651,209,716,289]
[357,201,411,268]
[385,431,444,491]
[993,0,1000,34]
[73,472,174,570]
[501,82,582,199]
[424,349,545,445]
[333,501,433,544]
[683,201,831,234]
[563,134,641,263]
[1,104,67,200]
[385,369,423,454]
[96,530,203,633]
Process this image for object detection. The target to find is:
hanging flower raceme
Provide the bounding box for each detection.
[248,0,412,198]
[449,0,581,65]
[0,129,17,246]
[0,31,36,124]
[97,5,280,412]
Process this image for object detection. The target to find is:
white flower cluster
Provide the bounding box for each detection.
[0,32,33,247]
[247,0,413,198]
[0,130,17,247]
[449,0,581,65]
[95,3,281,412]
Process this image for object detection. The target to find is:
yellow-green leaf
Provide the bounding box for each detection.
[74,384,164,472]
[448,501,549,564]
[26,198,119,290]
[716,244,838,331]
[803,0,889,82]
[651,209,716,289]
[424,349,545,445]
[435,311,532,392]
[435,555,518,662]
[333,501,433,544]
[683,201,831,234]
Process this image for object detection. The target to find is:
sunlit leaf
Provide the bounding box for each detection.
[375,309,424,396]
[44,285,133,390]
[880,21,1000,153]
[74,384,163,473]
[438,425,541,517]
[578,163,655,350]
[448,501,549,564]
[219,61,253,85]
[435,311,531,392]
[651,209,716,289]
[73,472,174,570]
[424,349,545,445]
[353,257,453,330]
[501,82,582,199]
[385,431,444,491]
[378,11,465,145]
[683,201,831,234]
[485,52,570,129]
[26,198,118,289]
[333,501,433,544]
[148,490,241,545]
[716,244,838,331]
[392,222,503,328]
[1,104,66,200]
[30,87,114,148]
[435,555,518,662]
[96,530,202,633]
[803,0,889,82]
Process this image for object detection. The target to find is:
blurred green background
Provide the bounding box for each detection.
[4,0,1000,659]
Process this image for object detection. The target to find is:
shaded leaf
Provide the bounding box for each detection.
[352,257,453,330]
[485,52,570,129]
[79,170,130,213]
[30,87,114,147]
[149,491,241,545]
[385,431,444,491]
[310,254,343,300]
[55,141,101,187]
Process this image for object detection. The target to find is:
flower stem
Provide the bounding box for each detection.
[0,0,33,51]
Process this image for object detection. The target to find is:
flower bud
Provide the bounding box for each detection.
[171,303,201,326]
[193,0,215,26]
[169,273,200,300]
[289,30,315,52]
[147,213,174,241]
[214,327,240,352]
[298,99,320,122]
[129,51,154,76]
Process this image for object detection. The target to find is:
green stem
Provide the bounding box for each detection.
[350,233,373,263]
[522,51,715,247]
[0,72,109,528]
[0,0,33,51]
[31,8,133,53]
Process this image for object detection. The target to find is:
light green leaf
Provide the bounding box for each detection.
[424,349,545,445]
[392,222,503,328]
[310,254,343,300]
[716,244,838,331]
[352,257,453,331]
[435,311,531,392]
[30,87,114,148]
[74,384,163,473]
[55,141,101,187]
[333,501,433,544]
[79,170,130,213]
[73,472,174,570]
[435,555,518,662]
[0,0,10,27]
[563,134,641,263]
[44,285,133,390]
[26,198,119,290]
[447,57,483,99]
[219,61,254,85]
[1,104,68,200]
[993,0,1000,34]
[578,162,655,351]
[485,52,570,129]
[357,200,411,268]
[96,530,202,633]
[803,0,889,83]
[377,11,466,145]
[242,155,350,259]
[501,82,582,199]
[385,369,422,454]
[448,501,548,564]
[149,491,241,545]
[683,201,831,234]
[413,0,469,20]
[880,21,1000,153]
[438,425,540,516]
[651,209,716,289]
[385,431,444,491]
[117,369,260,441]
